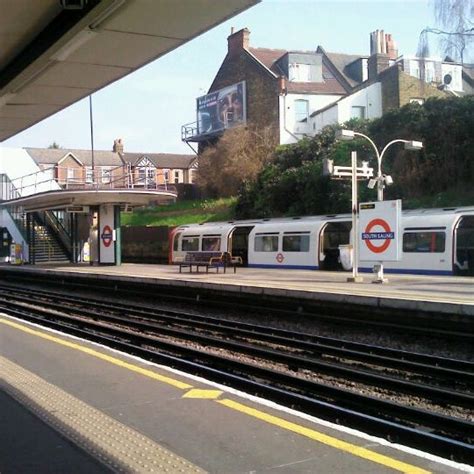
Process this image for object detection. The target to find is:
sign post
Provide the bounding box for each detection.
[327,151,374,282]
[359,200,402,283]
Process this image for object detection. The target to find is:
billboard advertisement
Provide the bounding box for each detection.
[196,81,246,136]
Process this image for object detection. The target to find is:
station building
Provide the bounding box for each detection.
[0,145,179,265]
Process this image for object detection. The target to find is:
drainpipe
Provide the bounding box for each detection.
[280,76,300,143]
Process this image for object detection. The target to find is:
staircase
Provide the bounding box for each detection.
[31,224,70,264]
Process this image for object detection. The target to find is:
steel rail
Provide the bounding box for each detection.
[1,303,473,465]
[0,285,472,383]
[0,272,472,341]
[2,296,472,409]
[1,283,472,374]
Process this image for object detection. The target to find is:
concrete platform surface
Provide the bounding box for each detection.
[1,313,471,473]
[3,263,473,315]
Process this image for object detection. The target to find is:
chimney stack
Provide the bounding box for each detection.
[370,29,398,59]
[227,28,250,56]
[113,138,124,154]
[368,29,398,80]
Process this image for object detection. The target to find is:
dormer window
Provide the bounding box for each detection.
[288,63,311,82]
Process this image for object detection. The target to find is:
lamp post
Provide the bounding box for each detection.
[335,129,423,282]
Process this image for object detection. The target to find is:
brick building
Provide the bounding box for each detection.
[25,139,197,190]
[182,28,473,145]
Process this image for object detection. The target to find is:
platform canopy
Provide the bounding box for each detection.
[0,0,258,142]
[2,188,176,212]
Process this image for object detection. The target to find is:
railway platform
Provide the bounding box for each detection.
[1,263,473,316]
[0,312,469,473]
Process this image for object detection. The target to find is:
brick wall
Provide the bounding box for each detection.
[209,50,280,138]
[398,70,446,106]
[380,64,447,113]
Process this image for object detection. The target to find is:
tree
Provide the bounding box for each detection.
[197,126,277,198]
[418,0,473,63]
[236,96,474,218]
[48,142,62,149]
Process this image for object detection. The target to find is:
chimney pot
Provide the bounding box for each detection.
[113,138,124,153]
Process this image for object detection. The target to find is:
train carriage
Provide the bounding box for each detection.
[169,206,474,276]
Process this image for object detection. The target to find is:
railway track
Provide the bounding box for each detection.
[1,269,472,341]
[0,284,473,464]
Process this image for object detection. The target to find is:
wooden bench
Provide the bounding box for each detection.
[178,251,243,274]
[179,251,223,273]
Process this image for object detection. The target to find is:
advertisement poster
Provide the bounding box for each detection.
[196,81,246,135]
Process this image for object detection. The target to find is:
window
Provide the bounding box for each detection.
[351,106,366,119]
[101,167,111,184]
[403,231,446,253]
[85,167,94,183]
[163,169,170,182]
[202,236,221,251]
[289,63,311,82]
[283,233,310,252]
[294,100,309,123]
[410,60,420,79]
[182,236,199,251]
[173,232,181,251]
[425,64,434,83]
[174,170,182,184]
[67,168,77,181]
[254,234,279,252]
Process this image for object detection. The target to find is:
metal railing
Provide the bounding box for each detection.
[6,164,177,199]
[0,173,21,201]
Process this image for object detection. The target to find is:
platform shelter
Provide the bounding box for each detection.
[0,163,176,266]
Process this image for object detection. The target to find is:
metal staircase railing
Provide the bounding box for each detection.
[33,211,72,261]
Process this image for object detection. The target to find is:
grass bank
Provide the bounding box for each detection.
[121,197,236,227]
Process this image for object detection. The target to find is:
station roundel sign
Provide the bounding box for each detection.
[362,218,394,254]
[101,225,113,248]
[276,252,284,263]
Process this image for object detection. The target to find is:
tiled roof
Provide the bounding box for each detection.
[286,80,346,95]
[248,47,349,94]
[25,148,196,169]
[323,51,367,87]
[123,153,196,169]
[25,148,123,166]
[248,47,287,73]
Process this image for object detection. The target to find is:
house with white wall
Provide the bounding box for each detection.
[183,28,473,149]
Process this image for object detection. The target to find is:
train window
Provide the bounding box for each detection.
[403,231,446,253]
[282,234,310,252]
[202,237,221,251]
[173,232,181,251]
[182,236,199,251]
[254,235,279,252]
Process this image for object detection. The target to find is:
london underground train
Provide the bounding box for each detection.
[169,206,474,276]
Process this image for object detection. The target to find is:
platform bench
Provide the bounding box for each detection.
[179,251,224,273]
[222,252,243,274]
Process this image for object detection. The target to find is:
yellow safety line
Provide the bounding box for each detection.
[217,399,431,474]
[1,316,432,473]
[0,318,192,390]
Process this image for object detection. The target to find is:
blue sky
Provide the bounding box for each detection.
[3,0,443,154]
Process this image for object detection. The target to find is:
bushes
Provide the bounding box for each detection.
[236,96,474,218]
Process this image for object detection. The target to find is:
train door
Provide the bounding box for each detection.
[318,221,351,270]
[454,216,474,276]
[229,226,254,266]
